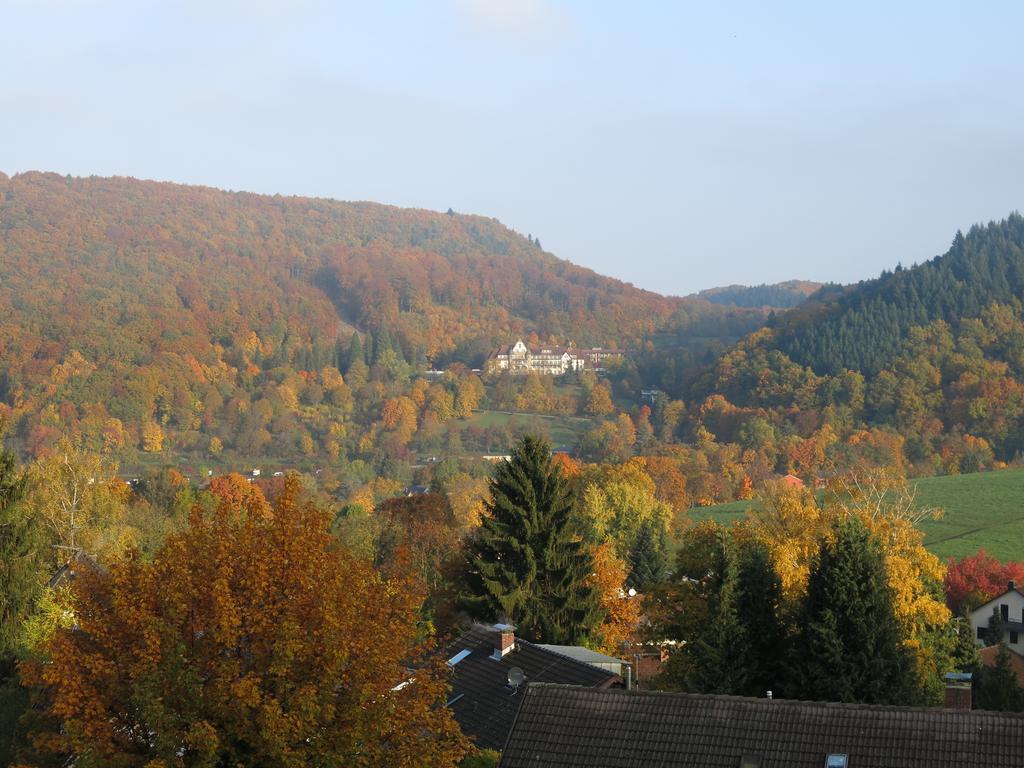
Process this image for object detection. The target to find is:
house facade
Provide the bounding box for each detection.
[485,339,623,376]
[969,581,1024,648]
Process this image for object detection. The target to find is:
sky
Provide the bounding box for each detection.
[2,1,1023,296]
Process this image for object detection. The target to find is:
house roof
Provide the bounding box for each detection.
[535,645,625,668]
[781,473,806,488]
[969,585,1024,620]
[499,684,1024,768]
[47,552,104,589]
[446,626,619,751]
[979,644,1024,687]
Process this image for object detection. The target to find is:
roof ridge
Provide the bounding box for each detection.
[514,638,618,679]
[522,683,1024,719]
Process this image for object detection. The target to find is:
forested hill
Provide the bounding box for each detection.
[770,215,1024,376]
[696,280,823,309]
[0,171,771,462]
[0,171,674,360]
[684,214,1024,470]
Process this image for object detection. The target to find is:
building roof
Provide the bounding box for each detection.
[969,583,1024,620]
[499,684,1024,768]
[979,644,1024,687]
[47,551,104,589]
[781,473,806,488]
[446,626,619,751]
[535,645,625,668]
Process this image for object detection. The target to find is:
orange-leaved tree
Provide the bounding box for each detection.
[18,474,469,768]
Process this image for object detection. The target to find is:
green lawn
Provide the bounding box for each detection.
[688,468,1024,561]
[459,410,594,451]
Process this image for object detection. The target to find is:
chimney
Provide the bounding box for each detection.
[492,624,515,659]
[943,672,972,710]
[1010,580,1017,592]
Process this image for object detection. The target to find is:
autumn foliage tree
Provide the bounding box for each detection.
[18,474,468,768]
[945,550,1024,616]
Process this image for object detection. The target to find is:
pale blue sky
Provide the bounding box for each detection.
[2,1,1023,295]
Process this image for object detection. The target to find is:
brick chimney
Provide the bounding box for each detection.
[943,672,972,710]
[492,624,515,659]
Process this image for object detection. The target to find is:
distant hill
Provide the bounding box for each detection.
[695,280,824,309]
[685,215,1024,468]
[0,171,774,462]
[770,215,1024,376]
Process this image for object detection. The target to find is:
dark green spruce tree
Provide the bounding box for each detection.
[344,332,364,374]
[792,518,917,704]
[0,439,44,681]
[733,540,787,697]
[973,611,1024,712]
[463,435,601,644]
[687,538,786,697]
[627,519,667,591]
[686,549,748,695]
[975,643,1024,712]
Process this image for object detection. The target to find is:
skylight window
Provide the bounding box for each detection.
[825,756,848,768]
[448,649,472,666]
[739,757,761,768]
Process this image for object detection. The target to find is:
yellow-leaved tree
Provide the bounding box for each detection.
[749,467,950,699]
[22,437,137,567]
[588,542,642,656]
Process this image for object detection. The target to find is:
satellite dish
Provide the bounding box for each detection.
[507,667,526,691]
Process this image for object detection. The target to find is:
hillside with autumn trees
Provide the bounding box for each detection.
[661,215,1024,488]
[0,171,774,468]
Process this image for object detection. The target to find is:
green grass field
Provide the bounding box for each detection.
[689,468,1024,561]
[458,409,594,451]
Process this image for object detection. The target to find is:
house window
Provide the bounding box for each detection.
[739,758,761,768]
[978,626,986,640]
[1012,632,1020,645]
[1001,604,1009,621]
[825,756,848,768]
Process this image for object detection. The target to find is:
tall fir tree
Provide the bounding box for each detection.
[686,538,786,697]
[0,438,41,677]
[975,643,1024,712]
[686,550,750,694]
[986,608,1008,646]
[793,518,918,704]
[733,539,787,697]
[627,519,667,591]
[463,435,602,644]
[344,332,364,374]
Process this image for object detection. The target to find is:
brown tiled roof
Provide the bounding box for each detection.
[499,684,1024,768]
[446,627,618,751]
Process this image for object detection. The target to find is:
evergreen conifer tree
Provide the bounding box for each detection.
[987,608,1007,646]
[975,643,1024,712]
[627,519,667,591]
[793,517,918,704]
[463,435,602,644]
[733,539,787,697]
[686,551,750,694]
[0,439,40,678]
[344,332,364,374]
[686,539,786,697]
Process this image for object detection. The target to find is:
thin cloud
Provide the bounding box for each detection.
[452,0,571,43]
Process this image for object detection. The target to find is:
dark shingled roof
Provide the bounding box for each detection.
[499,684,1024,768]
[447,627,619,751]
